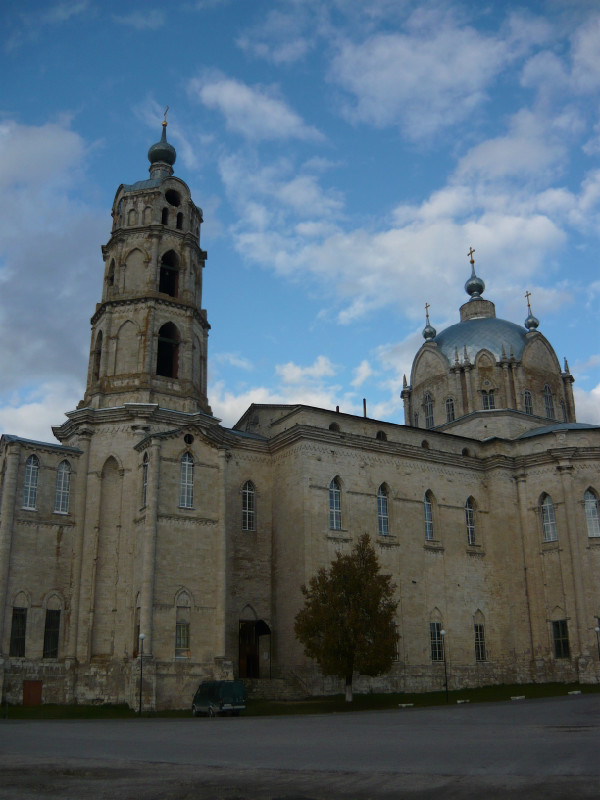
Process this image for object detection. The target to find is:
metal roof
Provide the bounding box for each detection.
[434,317,529,364]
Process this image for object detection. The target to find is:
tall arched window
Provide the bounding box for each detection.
[560,399,567,422]
[156,322,180,378]
[22,455,39,510]
[159,250,179,297]
[524,390,533,415]
[242,480,256,531]
[92,331,103,382]
[141,453,149,508]
[584,489,600,538]
[541,494,558,542]
[465,497,475,545]
[424,393,434,429]
[179,452,194,508]
[424,491,434,541]
[329,478,341,530]
[445,397,455,423]
[161,207,169,225]
[176,212,184,230]
[54,460,71,514]
[544,385,554,419]
[377,484,389,536]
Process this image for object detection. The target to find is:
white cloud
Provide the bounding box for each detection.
[113,10,165,30]
[276,355,337,384]
[0,379,83,441]
[189,73,324,142]
[352,360,374,388]
[236,8,314,65]
[573,385,600,424]
[329,21,512,139]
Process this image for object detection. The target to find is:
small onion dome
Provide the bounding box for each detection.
[465,269,485,299]
[148,122,176,167]
[423,321,436,340]
[525,311,539,331]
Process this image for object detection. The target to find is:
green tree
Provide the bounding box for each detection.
[294,534,399,702]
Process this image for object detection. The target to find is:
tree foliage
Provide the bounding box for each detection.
[294,534,398,701]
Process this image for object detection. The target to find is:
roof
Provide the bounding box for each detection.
[1,434,82,453]
[518,422,600,439]
[433,316,529,363]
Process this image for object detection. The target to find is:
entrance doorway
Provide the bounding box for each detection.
[239,619,271,678]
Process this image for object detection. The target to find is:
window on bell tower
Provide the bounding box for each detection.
[159,250,179,298]
[156,323,180,378]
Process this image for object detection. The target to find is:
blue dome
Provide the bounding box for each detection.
[433,317,528,364]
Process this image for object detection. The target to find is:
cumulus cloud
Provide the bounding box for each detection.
[0,379,83,441]
[0,119,104,428]
[189,73,324,142]
[236,8,315,65]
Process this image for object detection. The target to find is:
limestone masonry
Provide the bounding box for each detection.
[1,124,599,709]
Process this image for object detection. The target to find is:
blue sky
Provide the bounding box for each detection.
[1,0,599,440]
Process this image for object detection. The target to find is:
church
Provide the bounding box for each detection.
[1,122,599,709]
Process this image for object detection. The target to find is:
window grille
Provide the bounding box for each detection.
[179,453,194,508]
[242,481,256,531]
[465,498,475,546]
[552,620,570,659]
[430,622,444,661]
[424,394,434,429]
[22,455,39,510]
[584,490,600,537]
[474,623,486,661]
[544,385,554,419]
[54,461,71,514]
[329,478,341,530]
[424,493,434,541]
[445,397,455,423]
[43,609,60,659]
[541,495,558,542]
[377,485,389,535]
[9,607,27,657]
[524,390,533,415]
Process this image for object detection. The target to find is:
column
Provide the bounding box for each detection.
[0,446,20,651]
[140,438,161,655]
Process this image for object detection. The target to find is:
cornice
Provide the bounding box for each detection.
[91,295,210,329]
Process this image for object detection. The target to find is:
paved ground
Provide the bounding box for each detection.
[0,694,598,799]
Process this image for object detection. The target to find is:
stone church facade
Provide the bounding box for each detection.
[1,125,599,709]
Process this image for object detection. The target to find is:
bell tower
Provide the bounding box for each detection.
[81,118,211,415]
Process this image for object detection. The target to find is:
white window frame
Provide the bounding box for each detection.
[377,484,389,536]
[53,460,71,514]
[179,452,194,509]
[584,489,600,538]
[541,495,558,542]
[329,478,341,530]
[22,455,39,510]
[424,493,434,541]
[424,393,434,429]
[242,480,256,531]
[474,623,486,661]
[430,621,444,662]
[465,498,475,546]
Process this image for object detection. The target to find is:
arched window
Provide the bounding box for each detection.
[176,212,183,230]
[175,591,191,659]
[161,207,169,225]
[329,422,340,432]
[107,260,115,288]
[43,595,62,659]
[474,611,486,662]
[445,397,455,423]
[541,494,558,542]
[560,399,567,422]
[159,250,179,297]
[242,480,256,531]
[156,322,180,378]
[179,452,194,508]
[329,478,341,530]
[54,460,71,514]
[424,491,434,541]
[376,430,387,441]
[544,385,554,419]
[92,331,103,382]
[584,489,600,538]
[413,412,419,427]
[141,453,149,508]
[9,593,28,658]
[482,390,495,410]
[377,484,389,536]
[127,208,137,226]
[465,497,475,546]
[22,455,39,510]
[524,390,533,415]
[424,393,434,429]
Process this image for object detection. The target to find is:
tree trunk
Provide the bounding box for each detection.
[345,673,353,702]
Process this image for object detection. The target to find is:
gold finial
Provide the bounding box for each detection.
[525,290,532,314]
[467,246,475,265]
[425,301,431,324]
[163,105,169,127]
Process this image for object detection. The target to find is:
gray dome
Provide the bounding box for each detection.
[433,317,528,364]
[148,123,176,166]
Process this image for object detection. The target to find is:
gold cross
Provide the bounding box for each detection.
[525,290,532,312]
[467,246,475,264]
[425,302,430,323]
[163,105,169,123]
